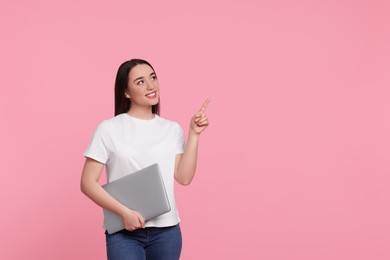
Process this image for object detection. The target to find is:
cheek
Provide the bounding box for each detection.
[128,86,142,97]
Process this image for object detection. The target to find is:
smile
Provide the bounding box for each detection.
[145,91,157,98]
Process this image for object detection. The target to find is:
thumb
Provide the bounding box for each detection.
[195,112,203,119]
[138,214,145,228]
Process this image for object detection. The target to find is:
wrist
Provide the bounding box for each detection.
[188,129,200,139]
[118,206,132,218]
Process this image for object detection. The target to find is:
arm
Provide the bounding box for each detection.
[80,158,145,230]
[174,132,199,185]
[175,99,210,186]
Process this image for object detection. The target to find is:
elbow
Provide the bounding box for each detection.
[80,181,86,194]
[179,180,192,186]
[80,178,89,195]
[175,168,195,186]
[176,177,193,186]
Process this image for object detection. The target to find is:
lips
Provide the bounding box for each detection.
[145,91,157,98]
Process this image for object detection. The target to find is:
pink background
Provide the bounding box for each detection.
[1,0,389,259]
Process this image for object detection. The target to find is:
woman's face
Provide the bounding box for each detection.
[126,64,159,108]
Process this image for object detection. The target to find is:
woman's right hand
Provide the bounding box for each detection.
[121,208,145,231]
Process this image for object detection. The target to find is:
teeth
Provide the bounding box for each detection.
[146,92,156,97]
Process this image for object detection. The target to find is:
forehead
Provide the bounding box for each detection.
[128,64,155,79]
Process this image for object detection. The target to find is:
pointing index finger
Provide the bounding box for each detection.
[199,98,210,113]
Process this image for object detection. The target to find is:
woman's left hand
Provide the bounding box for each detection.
[190,99,210,135]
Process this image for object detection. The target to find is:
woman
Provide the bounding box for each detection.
[80,59,209,259]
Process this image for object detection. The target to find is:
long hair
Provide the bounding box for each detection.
[114,59,160,116]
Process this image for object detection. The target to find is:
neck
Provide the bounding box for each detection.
[127,105,154,120]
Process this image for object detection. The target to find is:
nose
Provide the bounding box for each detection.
[146,80,155,90]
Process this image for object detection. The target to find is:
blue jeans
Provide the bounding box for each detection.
[105,224,182,260]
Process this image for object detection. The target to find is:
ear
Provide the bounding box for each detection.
[124,90,131,99]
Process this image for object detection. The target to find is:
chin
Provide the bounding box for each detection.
[150,98,159,106]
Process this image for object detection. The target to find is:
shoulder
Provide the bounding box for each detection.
[94,114,125,133]
[156,115,183,130]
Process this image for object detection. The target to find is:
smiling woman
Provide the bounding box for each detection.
[125,63,160,118]
[114,59,160,118]
[80,59,209,260]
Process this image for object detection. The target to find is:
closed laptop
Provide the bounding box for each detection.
[102,163,171,234]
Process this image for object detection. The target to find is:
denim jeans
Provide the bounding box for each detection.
[105,224,182,260]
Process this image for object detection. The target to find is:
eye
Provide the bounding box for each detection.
[151,74,157,81]
[136,80,144,85]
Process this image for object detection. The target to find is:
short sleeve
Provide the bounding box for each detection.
[176,124,185,154]
[83,121,110,164]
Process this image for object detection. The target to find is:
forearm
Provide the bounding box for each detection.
[82,181,128,215]
[80,160,130,218]
[176,131,200,185]
[81,157,145,230]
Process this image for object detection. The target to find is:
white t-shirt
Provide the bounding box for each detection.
[84,113,185,228]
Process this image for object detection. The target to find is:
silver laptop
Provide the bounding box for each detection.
[102,163,171,234]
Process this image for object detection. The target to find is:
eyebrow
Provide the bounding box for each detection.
[133,72,156,83]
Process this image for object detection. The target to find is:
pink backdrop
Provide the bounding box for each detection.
[1,0,389,259]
